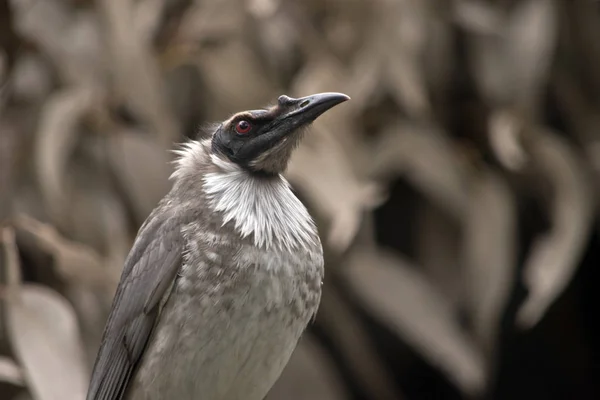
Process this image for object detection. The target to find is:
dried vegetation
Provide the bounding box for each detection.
[1,0,599,399]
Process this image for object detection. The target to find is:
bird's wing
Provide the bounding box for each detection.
[86,207,186,400]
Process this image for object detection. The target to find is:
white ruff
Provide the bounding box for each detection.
[170,140,208,182]
[203,157,317,251]
[170,140,318,251]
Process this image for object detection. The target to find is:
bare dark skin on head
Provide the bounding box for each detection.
[212,93,350,175]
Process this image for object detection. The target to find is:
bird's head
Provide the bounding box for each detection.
[211,92,350,175]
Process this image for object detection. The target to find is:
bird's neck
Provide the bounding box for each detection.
[171,139,318,251]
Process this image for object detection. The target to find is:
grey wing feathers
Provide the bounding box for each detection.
[86,210,185,400]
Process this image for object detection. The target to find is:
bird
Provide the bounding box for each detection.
[85,92,350,400]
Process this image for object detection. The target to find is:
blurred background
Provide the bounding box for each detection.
[1,0,600,399]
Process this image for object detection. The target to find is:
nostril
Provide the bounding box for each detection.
[299,100,310,108]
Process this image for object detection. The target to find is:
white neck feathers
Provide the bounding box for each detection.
[171,140,318,251]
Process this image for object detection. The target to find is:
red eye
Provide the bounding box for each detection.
[235,120,252,134]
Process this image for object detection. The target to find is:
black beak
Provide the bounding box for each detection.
[275,92,351,127]
[251,92,350,149]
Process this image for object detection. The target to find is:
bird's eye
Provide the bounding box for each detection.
[235,120,252,135]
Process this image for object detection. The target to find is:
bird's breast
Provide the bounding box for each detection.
[126,234,323,400]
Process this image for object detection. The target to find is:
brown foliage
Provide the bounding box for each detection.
[1,0,599,399]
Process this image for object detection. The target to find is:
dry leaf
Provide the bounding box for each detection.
[287,125,383,252]
[0,355,25,400]
[6,216,115,366]
[12,392,34,400]
[468,0,557,109]
[176,0,242,45]
[194,38,277,118]
[345,38,383,111]
[248,0,301,81]
[266,336,348,400]
[12,52,53,103]
[0,355,24,387]
[422,7,454,98]
[0,120,19,221]
[415,202,463,312]
[562,0,600,100]
[5,284,89,400]
[163,63,205,136]
[12,215,116,292]
[463,168,516,360]
[389,0,431,117]
[517,129,594,328]
[342,0,431,117]
[453,0,503,35]
[290,56,370,171]
[0,226,22,291]
[34,86,97,224]
[344,247,487,397]
[286,56,384,252]
[11,0,104,85]
[176,0,275,119]
[489,110,528,171]
[67,165,131,270]
[99,0,180,146]
[505,0,557,111]
[2,226,89,400]
[316,284,399,399]
[107,128,173,225]
[133,0,167,45]
[371,122,469,220]
[468,30,511,105]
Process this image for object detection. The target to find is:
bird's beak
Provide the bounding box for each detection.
[274,92,351,130]
[246,92,349,152]
[250,92,350,154]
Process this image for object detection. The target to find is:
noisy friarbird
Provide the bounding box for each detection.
[86,92,350,400]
